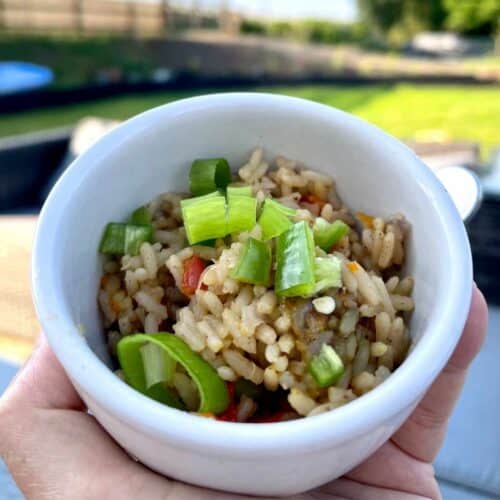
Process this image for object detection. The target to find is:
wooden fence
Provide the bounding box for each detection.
[0,0,170,36]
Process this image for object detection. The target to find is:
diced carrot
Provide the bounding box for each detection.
[357,212,374,229]
[347,261,359,273]
[110,297,122,313]
[198,412,216,419]
[100,274,110,288]
[181,256,207,297]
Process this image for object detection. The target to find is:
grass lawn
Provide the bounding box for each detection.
[1,84,499,157]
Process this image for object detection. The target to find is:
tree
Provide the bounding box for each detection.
[358,0,404,38]
[358,0,447,42]
[444,0,500,35]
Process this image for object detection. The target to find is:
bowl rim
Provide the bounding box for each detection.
[32,92,472,455]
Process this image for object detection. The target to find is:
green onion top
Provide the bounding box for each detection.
[181,192,227,245]
[118,333,230,415]
[226,193,257,235]
[129,205,152,226]
[309,344,344,388]
[275,221,316,297]
[231,237,272,286]
[314,255,342,294]
[189,158,231,196]
[313,218,350,251]
[258,199,296,241]
[227,185,252,197]
[99,223,153,256]
[140,341,176,389]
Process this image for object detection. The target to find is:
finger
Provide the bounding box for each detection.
[345,440,440,499]
[319,477,428,500]
[1,334,84,411]
[391,284,488,463]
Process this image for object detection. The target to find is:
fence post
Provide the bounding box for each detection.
[128,1,138,37]
[73,0,84,35]
[161,0,169,35]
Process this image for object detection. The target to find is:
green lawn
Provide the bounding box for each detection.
[1,84,499,157]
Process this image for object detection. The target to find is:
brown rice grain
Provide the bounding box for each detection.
[378,345,394,370]
[263,366,280,391]
[265,343,281,363]
[166,254,183,288]
[199,291,224,317]
[139,242,158,280]
[391,295,415,312]
[372,276,396,318]
[336,364,353,389]
[273,355,289,373]
[288,388,316,416]
[354,264,380,306]
[144,313,159,333]
[385,276,400,293]
[256,291,277,315]
[237,395,257,422]
[352,371,376,396]
[217,366,237,382]
[371,341,388,357]
[274,313,291,333]
[278,333,295,354]
[378,232,395,269]
[352,339,370,376]
[396,277,414,296]
[375,311,391,342]
[345,334,357,361]
[255,324,277,345]
[339,309,359,337]
[124,270,139,295]
[222,349,264,384]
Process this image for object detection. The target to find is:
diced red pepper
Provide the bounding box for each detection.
[181,256,207,296]
[216,382,239,422]
[300,193,326,209]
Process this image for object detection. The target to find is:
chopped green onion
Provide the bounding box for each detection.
[313,218,350,251]
[269,200,297,217]
[129,205,151,226]
[124,225,153,255]
[231,237,271,285]
[227,185,252,197]
[309,344,344,388]
[117,333,230,414]
[140,341,176,389]
[189,158,231,196]
[194,239,216,248]
[99,223,126,254]
[226,193,257,234]
[99,223,153,256]
[314,255,342,294]
[275,221,315,297]
[258,199,296,241]
[181,192,227,245]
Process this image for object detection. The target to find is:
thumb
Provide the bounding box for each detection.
[1,334,84,411]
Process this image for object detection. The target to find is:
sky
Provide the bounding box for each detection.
[168,0,358,22]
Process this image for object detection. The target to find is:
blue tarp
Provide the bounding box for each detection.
[0,62,53,94]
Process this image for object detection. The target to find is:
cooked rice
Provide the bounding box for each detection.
[99,149,414,420]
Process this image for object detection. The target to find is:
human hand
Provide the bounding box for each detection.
[0,285,487,500]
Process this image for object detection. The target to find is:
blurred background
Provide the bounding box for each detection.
[0,1,499,498]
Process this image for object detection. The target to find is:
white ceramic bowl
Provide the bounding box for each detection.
[32,93,472,496]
